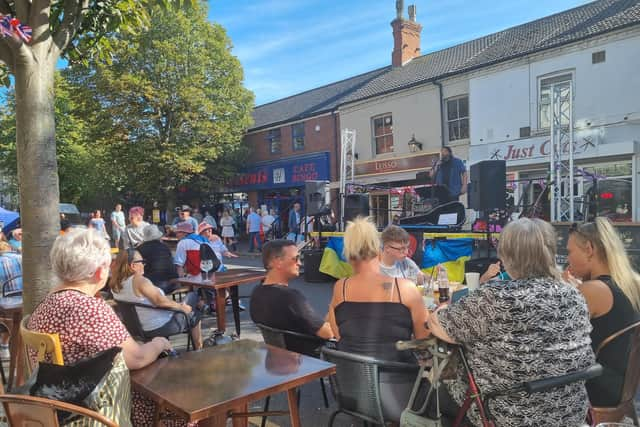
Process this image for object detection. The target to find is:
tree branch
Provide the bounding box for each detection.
[0,39,14,73]
[52,0,89,56]
[0,0,13,15]
[15,0,29,22]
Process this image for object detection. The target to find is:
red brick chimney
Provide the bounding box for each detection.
[391,2,422,67]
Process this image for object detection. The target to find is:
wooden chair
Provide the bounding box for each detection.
[591,320,640,425]
[0,394,118,427]
[20,315,64,376]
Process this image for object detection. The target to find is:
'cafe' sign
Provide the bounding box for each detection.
[480,135,598,164]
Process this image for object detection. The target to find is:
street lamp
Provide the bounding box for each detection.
[408,134,423,153]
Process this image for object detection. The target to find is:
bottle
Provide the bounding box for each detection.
[437,264,450,303]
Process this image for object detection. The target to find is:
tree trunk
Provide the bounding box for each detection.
[166,191,177,225]
[15,54,60,314]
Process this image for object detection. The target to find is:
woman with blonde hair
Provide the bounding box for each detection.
[427,218,594,425]
[565,217,640,406]
[327,216,429,422]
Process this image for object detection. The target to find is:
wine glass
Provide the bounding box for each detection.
[200,259,214,281]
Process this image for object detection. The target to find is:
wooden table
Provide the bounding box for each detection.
[0,297,23,391]
[177,269,265,336]
[131,339,335,427]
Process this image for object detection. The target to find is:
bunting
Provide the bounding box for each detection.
[0,14,32,43]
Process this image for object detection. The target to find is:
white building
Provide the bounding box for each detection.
[469,28,640,221]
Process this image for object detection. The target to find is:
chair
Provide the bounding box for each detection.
[591,320,640,426]
[0,393,118,427]
[111,300,196,351]
[255,323,330,427]
[321,347,419,427]
[20,315,64,376]
[1,275,22,298]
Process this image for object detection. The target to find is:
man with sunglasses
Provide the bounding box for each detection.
[380,225,426,285]
[250,239,333,344]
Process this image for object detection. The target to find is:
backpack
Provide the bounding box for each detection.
[185,239,221,276]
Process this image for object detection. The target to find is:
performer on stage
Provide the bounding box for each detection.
[430,146,468,203]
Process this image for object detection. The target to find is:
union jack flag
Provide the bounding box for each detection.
[10,18,32,43]
[0,15,12,38]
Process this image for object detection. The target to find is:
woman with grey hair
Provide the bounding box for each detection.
[27,228,172,426]
[427,218,595,426]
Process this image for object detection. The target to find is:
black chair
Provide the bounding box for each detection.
[255,323,331,427]
[112,300,197,351]
[321,347,419,427]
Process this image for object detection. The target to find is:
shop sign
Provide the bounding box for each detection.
[355,153,440,176]
[229,152,330,191]
[483,135,598,163]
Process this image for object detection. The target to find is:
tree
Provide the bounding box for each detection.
[0,0,193,313]
[63,3,254,213]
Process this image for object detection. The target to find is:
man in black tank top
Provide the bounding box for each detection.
[250,240,334,347]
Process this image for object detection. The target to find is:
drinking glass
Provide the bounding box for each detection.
[200,259,214,281]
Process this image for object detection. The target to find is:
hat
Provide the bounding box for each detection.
[174,221,194,234]
[142,225,163,242]
[198,222,214,234]
[181,205,192,212]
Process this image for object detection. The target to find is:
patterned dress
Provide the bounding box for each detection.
[27,289,192,427]
[437,278,595,427]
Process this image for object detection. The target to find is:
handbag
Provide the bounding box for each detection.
[16,347,132,427]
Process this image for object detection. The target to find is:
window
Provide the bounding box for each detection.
[267,129,281,154]
[292,123,305,151]
[446,96,469,141]
[538,74,572,130]
[373,114,393,154]
[592,50,606,64]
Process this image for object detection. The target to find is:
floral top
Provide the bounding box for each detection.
[437,278,595,427]
[28,289,130,364]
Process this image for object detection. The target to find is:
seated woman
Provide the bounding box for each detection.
[327,216,429,422]
[137,225,180,294]
[27,229,172,426]
[428,218,595,426]
[565,217,640,407]
[110,248,203,350]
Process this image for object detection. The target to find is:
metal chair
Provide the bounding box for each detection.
[591,320,640,426]
[1,274,22,298]
[321,347,419,426]
[0,393,118,427]
[20,315,64,376]
[255,323,331,427]
[111,300,196,351]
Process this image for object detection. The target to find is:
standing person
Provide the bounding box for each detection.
[220,210,236,251]
[202,210,217,229]
[261,209,276,241]
[430,146,467,203]
[246,207,262,253]
[172,205,199,232]
[287,202,303,243]
[89,210,108,240]
[380,225,426,285]
[123,206,150,249]
[564,218,640,407]
[7,228,22,253]
[110,204,126,248]
[192,207,203,223]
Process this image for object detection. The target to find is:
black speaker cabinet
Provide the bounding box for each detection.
[469,160,506,211]
[344,194,370,222]
[305,180,329,216]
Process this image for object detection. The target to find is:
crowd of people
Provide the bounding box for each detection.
[4,192,639,426]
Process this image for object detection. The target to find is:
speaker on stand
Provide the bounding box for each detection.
[469,160,506,260]
[344,194,370,223]
[305,180,330,216]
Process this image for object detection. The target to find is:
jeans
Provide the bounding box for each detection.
[248,231,262,251]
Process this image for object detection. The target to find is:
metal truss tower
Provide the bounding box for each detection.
[549,81,575,222]
[339,129,356,230]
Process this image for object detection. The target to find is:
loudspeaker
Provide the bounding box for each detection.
[344,194,370,222]
[469,160,506,211]
[305,180,329,216]
[303,249,334,282]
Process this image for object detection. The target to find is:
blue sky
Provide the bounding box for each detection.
[208,0,591,106]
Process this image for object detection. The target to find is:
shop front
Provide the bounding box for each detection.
[228,152,331,232]
[469,130,638,222]
[352,153,440,228]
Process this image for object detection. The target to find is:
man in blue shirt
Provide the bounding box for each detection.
[431,146,467,203]
[246,208,263,252]
[287,202,303,243]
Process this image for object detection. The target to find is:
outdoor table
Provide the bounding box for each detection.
[130,339,336,427]
[177,269,265,336]
[0,296,23,390]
